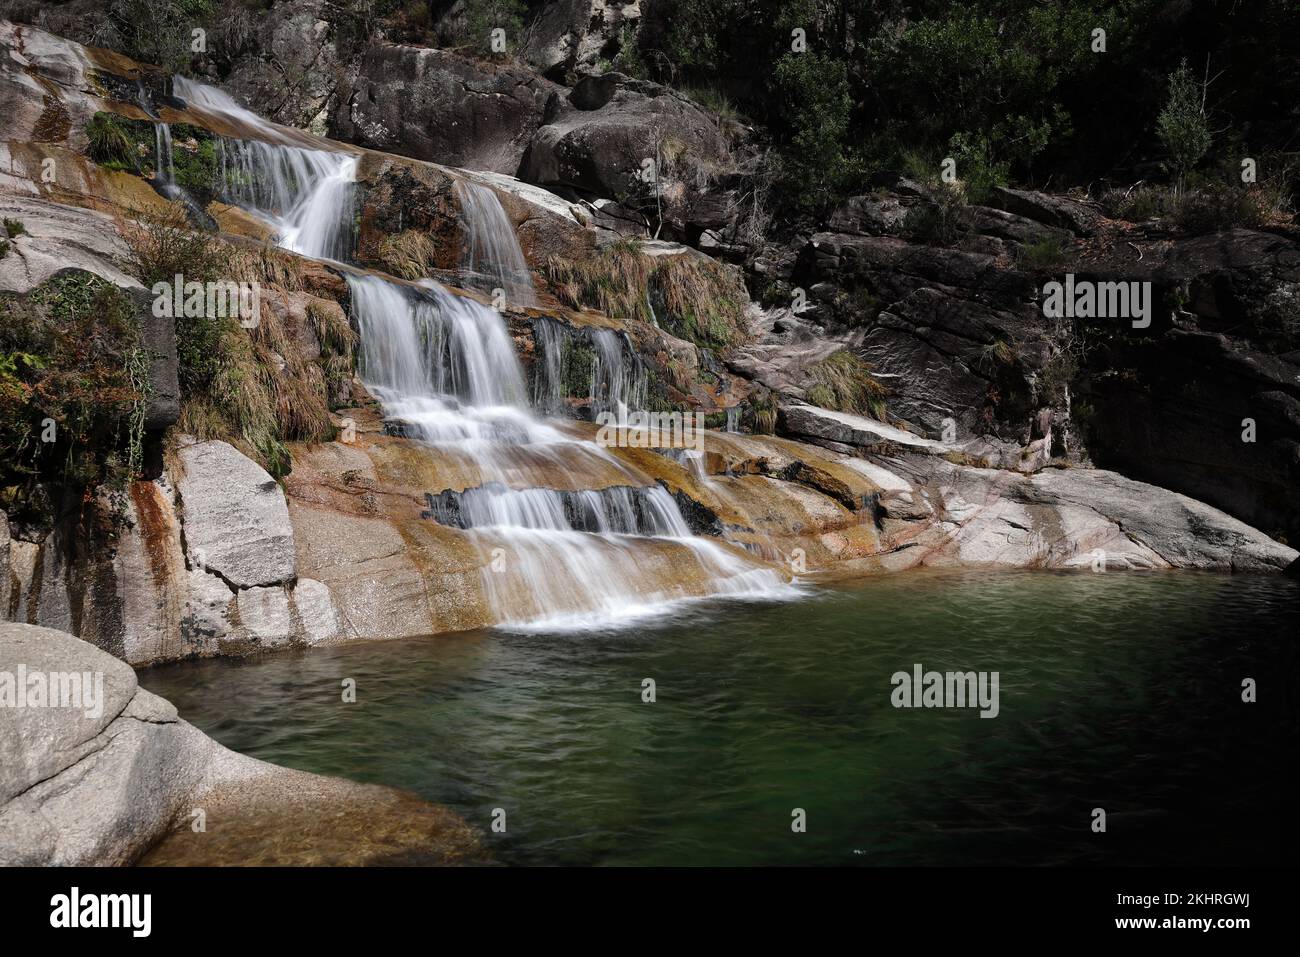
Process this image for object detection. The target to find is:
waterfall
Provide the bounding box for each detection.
[216,138,357,261]
[348,273,789,629]
[453,180,536,307]
[173,75,357,259]
[173,75,273,132]
[531,318,647,415]
[172,79,789,629]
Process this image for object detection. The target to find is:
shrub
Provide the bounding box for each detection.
[120,210,344,476]
[1018,235,1068,270]
[1101,184,1174,222]
[1172,185,1266,233]
[444,0,527,56]
[0,273,147,496]
[770,52,865,213]
[1157,59,1212,192]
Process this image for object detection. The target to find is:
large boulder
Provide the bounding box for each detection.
[519,72,733,236]
[1072,228,1300,546]
[987,186,1103,236]
[795,232,1052,441]
[175,440,296,588]
[0,622,484,865]
[332,43,559,174]
[522,0,644,82]
[905,456,1300,572]
[209,0,349,133]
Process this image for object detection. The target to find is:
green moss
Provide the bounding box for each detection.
[169,124,219,199]
[560,340,596,399]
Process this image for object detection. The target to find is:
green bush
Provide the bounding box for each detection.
[446,0,527,56]
[1157,59,1211,191]
[0,273,147,495]
[770,52,864,213]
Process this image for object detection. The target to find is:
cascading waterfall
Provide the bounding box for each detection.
[172,76,357,260]
[531,317,647,415]
[216,139,357,260]
[137,80,218,226]
[453,179,536,306]
[173,80,789,628]
[349,273,788,628]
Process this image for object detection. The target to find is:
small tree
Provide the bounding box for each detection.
[1157,59,1211,193]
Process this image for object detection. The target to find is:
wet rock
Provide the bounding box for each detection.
[236,586,295,647]
[176,441,296,588]
[181,567,236,653]
[292,578,341,645]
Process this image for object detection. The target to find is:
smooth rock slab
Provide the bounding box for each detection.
[176,440,296,588]
[0,623,485,865]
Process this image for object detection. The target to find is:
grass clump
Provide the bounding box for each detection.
[745,386,778,435]
[1172,185,1267,234]
[377,230,441,282]
[804,351,888,420]
[86,112,139,170]
[1018,235,1068,270]
[121,208,346,477]
[545,241,749,351]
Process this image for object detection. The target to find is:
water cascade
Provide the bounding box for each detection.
[173,76,357,260]
[172,83,790,628]
[452,179,536,306]
[531,318,647,415]
[348,273,788,627]
[215,138,357,260]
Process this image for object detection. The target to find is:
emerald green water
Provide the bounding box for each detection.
[140,569,1300,866]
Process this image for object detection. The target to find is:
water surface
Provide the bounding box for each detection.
[141,569,1300,866]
